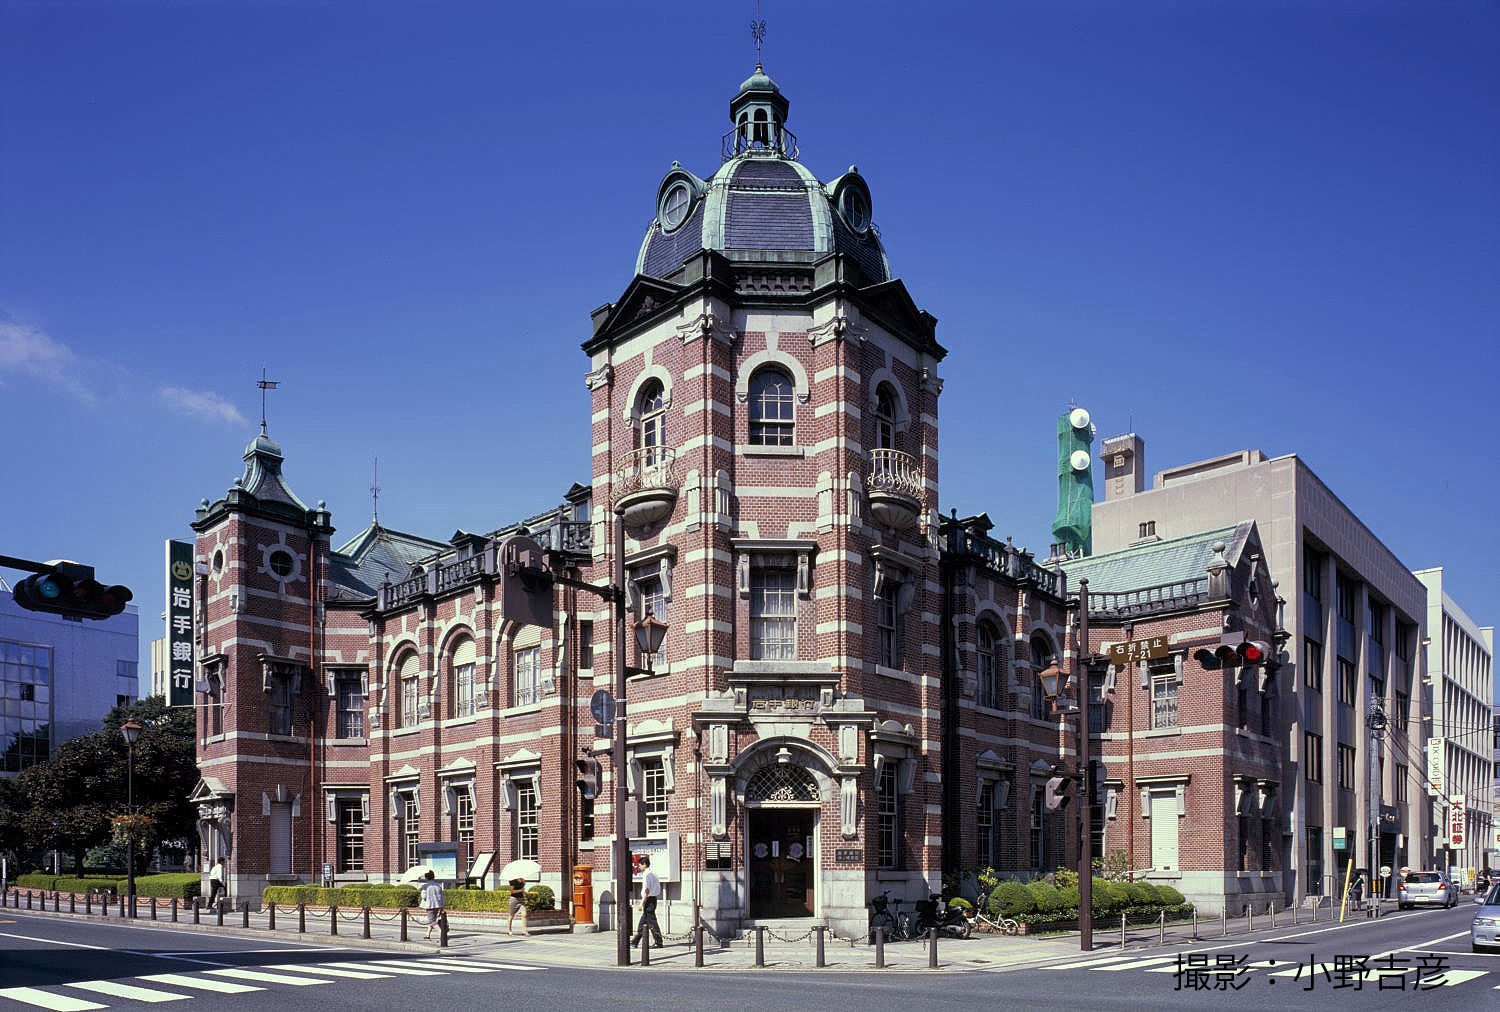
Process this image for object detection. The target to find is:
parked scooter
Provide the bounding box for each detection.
[912,893,973,939]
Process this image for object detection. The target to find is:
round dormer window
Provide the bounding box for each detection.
[660,182,693,232]
[268,550,295,578]
[212,549,224,574]
[839,186,870,233]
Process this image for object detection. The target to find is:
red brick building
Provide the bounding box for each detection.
[187,68,1288,931]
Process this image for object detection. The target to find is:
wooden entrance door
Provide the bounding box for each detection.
[748,809,815,918]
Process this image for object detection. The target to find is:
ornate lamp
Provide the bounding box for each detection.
[634,610,668,672]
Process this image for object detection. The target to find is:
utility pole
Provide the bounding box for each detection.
[1076,579,1094,952]
[1368,703,1388,910]
[611,504,630,968]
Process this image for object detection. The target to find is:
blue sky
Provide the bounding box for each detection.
[1,1,1496,697]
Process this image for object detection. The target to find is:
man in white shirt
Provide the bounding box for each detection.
[629,855,663,948]
[207,859,225,908]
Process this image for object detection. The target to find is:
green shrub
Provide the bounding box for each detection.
[55,876,119,895]
[988,881,1035,919]
[1027,880,1064,914]
[1105,882,1133,911]
[525,885,555,911]
[16,874,56,889]
[1127,882,1160,907]
[262,885,321,906]
[1058,884,1080,910]
[132,874,200,900]
[1155,885,1185,906]
[443,888,507,912]
[948,896,973,911]
[1054,867,1079,889]
[335,884,418,908]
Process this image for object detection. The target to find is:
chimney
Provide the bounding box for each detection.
[1100,433,1146,500]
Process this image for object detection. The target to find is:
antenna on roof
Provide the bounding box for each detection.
[750,0,766,68]
[371,456,382,526]
[256,366,279,435]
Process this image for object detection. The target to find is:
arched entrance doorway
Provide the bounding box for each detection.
[744,763,819,919]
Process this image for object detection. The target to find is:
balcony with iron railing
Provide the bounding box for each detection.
[866,448,923,530]
[615,446,681,529]
[721,123,799,162]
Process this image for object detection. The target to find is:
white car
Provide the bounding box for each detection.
[1472,884,1500,953]
[1398,870,1456,909]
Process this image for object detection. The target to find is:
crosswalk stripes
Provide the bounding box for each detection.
[0,957,549,1011]
[1096,955,1180,971]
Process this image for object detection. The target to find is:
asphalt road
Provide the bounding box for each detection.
[0,902,1495,1010]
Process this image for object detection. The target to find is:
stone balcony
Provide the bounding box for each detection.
[866,448,923,530]
[615,446,681,529]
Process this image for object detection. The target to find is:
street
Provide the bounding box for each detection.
[0,901,1497,1010]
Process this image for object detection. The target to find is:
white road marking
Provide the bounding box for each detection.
[361,961,447,975]
[65,981,189,1003]
[266,963,393,979]
[0,988,105,1012]
[420,957,542,971]
[377,959,497,973]
[0,931,110,951]
[136,973,262,993]
[1096,955,1179,971]
[204,968,332,986]
[1425,969,1486,986]
[1144,959,1278,974]
[1368,929,1473,962]
[1037,954,1137,970]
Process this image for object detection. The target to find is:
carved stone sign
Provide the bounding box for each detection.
[747,685,821,715]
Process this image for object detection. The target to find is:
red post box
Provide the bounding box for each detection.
[572,865,594,924]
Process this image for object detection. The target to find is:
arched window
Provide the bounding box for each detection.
[737,112,749,143]
[748,367,795,446]
[977,622,1001,709]
[1030,634,1055,720]
[395,652,420,728]
[874,384,898,451]
[637,380,666,466]
[449,636,477,718]
[745,763,818,803]
[753,108,769,145]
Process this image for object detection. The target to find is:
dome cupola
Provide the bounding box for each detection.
[725,64,794,160]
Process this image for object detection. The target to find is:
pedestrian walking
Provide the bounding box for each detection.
[206,858,225,908]
[629,855,663,948]
[507,877,529,935]
[421,871,445,940]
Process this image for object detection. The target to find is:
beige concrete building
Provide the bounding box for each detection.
[1413,568,1495,879]
[1092,440,1428,903]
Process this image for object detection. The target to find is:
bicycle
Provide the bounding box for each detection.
[867,890,913,943]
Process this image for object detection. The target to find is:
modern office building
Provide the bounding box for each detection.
[1413,568,1494,879]
[0,588,140,775]
[1092,442,1429,901]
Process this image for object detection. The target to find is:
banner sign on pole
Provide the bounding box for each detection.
[1447,794,1466,849]
[1427,739,1444,795]
[166,540,195,708]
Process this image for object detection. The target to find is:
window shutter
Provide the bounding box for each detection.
[443,785,456,817]
[390,790,402,819]
[326,796,337,823]
[995,781,1011,811]
[360,795,370,822]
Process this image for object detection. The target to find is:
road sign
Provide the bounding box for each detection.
[589,689,616,725]
[594,724,612,739]
[1108,638,1168,664]
[1379,865,1392,879]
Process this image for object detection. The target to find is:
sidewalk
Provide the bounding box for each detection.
[3,887,1359,972]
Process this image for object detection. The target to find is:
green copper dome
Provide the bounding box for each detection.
[738,65,780,94]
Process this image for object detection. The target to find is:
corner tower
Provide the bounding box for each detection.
[583,67,947,937]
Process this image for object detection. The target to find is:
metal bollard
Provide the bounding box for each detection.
[400,906,408,942]
[814,925,825,968]
[1191,909,1197,940]
[928,927,938,969]
[694,923,704,967]
[268,903,276,930]
[242,900,250,928]
[438,910,449,948]
[330,904,338,936]
[298,903,306,933]
[193,898,201,924]
[640,930,650,966]
[1270,902,1276,928]
[874,927,886,969]
[1121,913,1127,950]
[54,891,60,912]
[85,892,92,915]
[70,893,76,915]
[754,925,765,967]
[1247,905,1254,932]
[119,894,125,918]
[170,897,178,922]
[1220,908,1227,936]
[1158,911,1165,945]
[150,896,157,921]
[362,906,370,939]
[216,901,224,927]
[26,891,32,910]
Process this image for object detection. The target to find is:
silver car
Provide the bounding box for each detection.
[1398,870,1456,909]
[1472,883,1500,952]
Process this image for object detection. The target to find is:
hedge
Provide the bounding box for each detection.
[445,885,555,912]
[1027,881,1064,914]
[132,874,201,900]
[526,884,555,911]
[16,873,58,889]
[1155,885,1185,906]
[988,881,1035,919]
[262,884,420,908]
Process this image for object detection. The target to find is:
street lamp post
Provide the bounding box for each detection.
[121,720,142,919]
[1368,704,1388,911]
[1038,578,1097,952]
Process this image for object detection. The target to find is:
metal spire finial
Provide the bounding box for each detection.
[256,366,279,435]
[750,0,766,68]
[371,456,381,526]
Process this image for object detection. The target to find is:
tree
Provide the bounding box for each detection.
[14,696,197,873]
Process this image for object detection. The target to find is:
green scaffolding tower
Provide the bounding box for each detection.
[1051,407,1096,558]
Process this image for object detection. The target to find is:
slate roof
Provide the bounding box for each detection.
[1055,522,1254,593]
[327,523,449,602]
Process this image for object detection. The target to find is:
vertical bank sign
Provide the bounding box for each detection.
[1448,794,1466,849]
[166,540,195,708]
[1426,739,1444,795]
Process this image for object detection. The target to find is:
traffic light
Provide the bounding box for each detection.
[1237,640,1271,665]
[575,755,601,800]
[11,561,132,620]
[1045,772,1073,811]
[1192,644,1238,670]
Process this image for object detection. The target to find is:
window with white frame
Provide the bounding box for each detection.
[748,367,795,446]
[268,673,295,736]
[976,623,1000,709]
[636,576,668,670]
[876,578,900,669]
[637,379,667,466]
[337,798,365,872]
[514,779,539,860]
[514,646,541,707]
[396,653,420,728]
[750,567,797,660]
[874,384,898,451]
[1030,786,1045,871]
[642,757,668,834]
[450,637,478,718]
[877,763,900,868]
[400,792,420,870]
[1151,671,1178,729]
[977,782,995,868]
[451,785,475,870]
[205,663,225,738]
[334,670,364,739]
